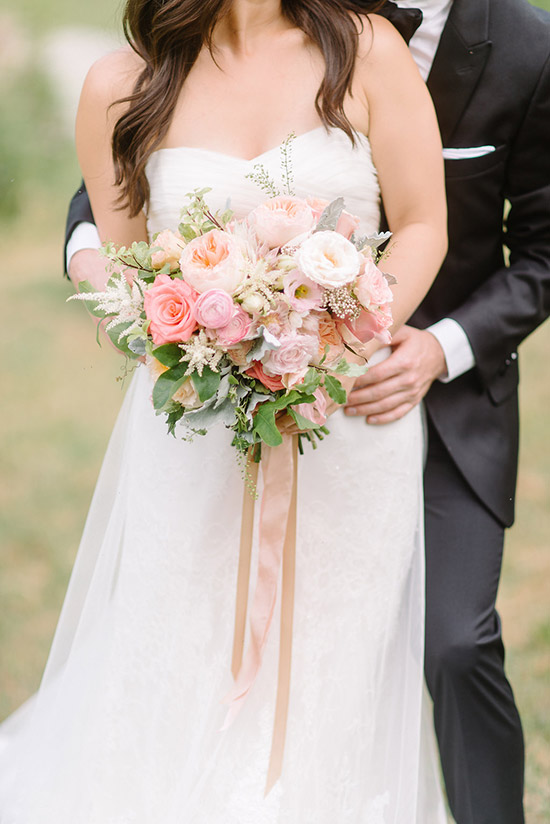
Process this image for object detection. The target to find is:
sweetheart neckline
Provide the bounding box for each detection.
[148,126,370,166]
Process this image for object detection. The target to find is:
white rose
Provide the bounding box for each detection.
[294,231,362,288]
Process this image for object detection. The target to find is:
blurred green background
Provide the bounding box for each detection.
[0,0,549,820]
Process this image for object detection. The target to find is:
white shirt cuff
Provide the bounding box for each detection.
[66,222,101,272]
[427,318,476,383]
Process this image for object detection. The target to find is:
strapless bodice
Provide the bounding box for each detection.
[145,126,380,238]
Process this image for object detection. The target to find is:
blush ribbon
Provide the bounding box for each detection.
[223,433,298,796]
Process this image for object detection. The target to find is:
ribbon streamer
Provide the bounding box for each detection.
[223,434,298,796]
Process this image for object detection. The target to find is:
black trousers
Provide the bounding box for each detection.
[424,419,525,824]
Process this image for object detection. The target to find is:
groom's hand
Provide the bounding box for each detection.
[68,248,111,291]
[344,325,447,424]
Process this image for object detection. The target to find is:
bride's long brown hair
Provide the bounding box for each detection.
[112,0,386,215]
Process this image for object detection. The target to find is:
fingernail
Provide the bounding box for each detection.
[367,416,377,424]
[346,408,356,416]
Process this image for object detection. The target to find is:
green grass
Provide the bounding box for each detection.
[0,0,549,820]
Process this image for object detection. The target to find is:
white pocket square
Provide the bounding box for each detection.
[442,146,496,160]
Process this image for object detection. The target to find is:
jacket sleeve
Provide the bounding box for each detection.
[63,182,95,276]
[449,52,550,389]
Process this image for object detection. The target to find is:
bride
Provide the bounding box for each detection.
[0,0,448,821]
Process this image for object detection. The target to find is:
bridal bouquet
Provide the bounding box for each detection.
[71,188,394,457]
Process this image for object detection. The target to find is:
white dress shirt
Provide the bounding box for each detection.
[67,0,474,382]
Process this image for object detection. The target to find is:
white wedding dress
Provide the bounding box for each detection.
[0,127,447,823]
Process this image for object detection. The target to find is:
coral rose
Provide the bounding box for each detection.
[144,274,198,345]
[250,196,315,249]
[179,229,245,294]
[295,231,362,288]
[246,361,285,392]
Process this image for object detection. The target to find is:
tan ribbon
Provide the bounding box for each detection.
[223,434,298,796]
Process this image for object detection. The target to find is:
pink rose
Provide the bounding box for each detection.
[293,387,328,426]
[245,361,285,392]
[344,304,393,345]
[354,258,394,309]
[151,230,186,271]
[215,305,252,346]
[306,197,361,240]
[144,274,198,345]
[179,229,245,294]
[193,289,236,329]
[283,270,324,313]
[250,196,315,249]
[262,331,318,379]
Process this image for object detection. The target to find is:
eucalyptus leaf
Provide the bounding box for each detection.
[364,231,392,249]
[384,272,398,286]
[128,337,147,356]
[314,197,345,233]
[245,326,281,363]
[183,397,236,429]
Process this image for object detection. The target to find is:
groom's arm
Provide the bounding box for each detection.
[346,52,550,424]
[448,55,550,391]
[65,182,107,289]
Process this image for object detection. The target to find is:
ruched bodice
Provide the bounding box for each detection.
[145,126,380,239]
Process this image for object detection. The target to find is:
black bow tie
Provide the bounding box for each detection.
[372,1,423,44]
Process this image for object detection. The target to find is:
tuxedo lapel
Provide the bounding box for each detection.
[427,0,492,144]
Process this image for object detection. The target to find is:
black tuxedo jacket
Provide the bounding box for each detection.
[408,0,550,526]
[65,0,550,527]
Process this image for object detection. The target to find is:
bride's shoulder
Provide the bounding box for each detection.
[79,46,144,112]
[353,13,423,91]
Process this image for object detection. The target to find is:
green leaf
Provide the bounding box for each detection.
[191,366,221,403]
[288,408,320,431]
[152,343,182,368]
[332,358,368,377]
[324,375,347,404]
[252,403,283,447]
[105,322,136,358]
[296,367,322,395]
[152,362,189,410]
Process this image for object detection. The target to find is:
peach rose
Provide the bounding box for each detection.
[314,313,345,366]
[250,196,315,249]
[227,340,254,366]
[144,274,198,345]
[151,229,186,271]
[306,197,361,240]
[246,360,285,392]
[179,229,245,294]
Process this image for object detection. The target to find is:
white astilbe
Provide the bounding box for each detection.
[179,330,225,376]
[68,274,149,341]
[233,257,282,313]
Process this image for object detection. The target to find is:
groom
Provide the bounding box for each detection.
[64,1,550,821]
[345,1,550,823]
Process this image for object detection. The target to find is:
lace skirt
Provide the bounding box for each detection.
[0,354,446,823]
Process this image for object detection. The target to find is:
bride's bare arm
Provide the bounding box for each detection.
[356,15,447,334]
[75,48,148,283]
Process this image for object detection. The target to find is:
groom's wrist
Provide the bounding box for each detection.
[426,318,476,383]
[66,222,101,274]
